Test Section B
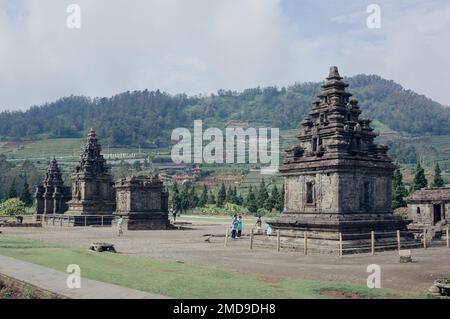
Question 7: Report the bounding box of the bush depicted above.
[200,203,250,216]
[0,198,27,217]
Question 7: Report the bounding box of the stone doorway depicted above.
[433,204,442,225]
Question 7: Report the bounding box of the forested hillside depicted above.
[0,74,448,147]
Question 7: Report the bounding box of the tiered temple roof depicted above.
[76,129,109,175]
[283,66,391,170]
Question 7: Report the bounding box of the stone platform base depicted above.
[115,212,172,231]
[268,212,420,255]
[126,219,172,231]
[38,214,114,227]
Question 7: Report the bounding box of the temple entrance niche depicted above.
[433,204,442,224]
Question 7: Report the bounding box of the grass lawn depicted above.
[0,235,419,299]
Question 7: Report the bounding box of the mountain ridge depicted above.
[0,74,448,147]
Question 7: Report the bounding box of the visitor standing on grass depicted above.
[231,214,238,240]
[170,207,177,222]
[117,215,124,237]
[237,216,243,238]
[266,224,273,237]
[256,215,262,234]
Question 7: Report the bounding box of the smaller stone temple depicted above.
[35,158,71,221]
[406,188,449,239]
[114,175,170,230]
[64,129,116,225]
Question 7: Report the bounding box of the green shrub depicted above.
[0,198,27,217]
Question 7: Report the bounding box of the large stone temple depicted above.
[35,158,71,221]
[64,129,116,225]
[270,66,415,254]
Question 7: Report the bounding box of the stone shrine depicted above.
[269,66,415,254]
[35,158,71,221]
[406,187,449,239]
[115,175,170,230]
[64,129,115,225]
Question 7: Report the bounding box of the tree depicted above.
[392,168,408,209]
[198,185,208,207]
[432,163,444,187]
[188,187,199,209]
[217,183,227,207]
[412,163,428,192]
[0,198,27,216]
[8,178,18,199]
[169,182,181,211]
[266,185,280,211]
[20,180,33,207]
[132,160,142,172]
[245,186,258,214]
[208,191,216,205]
[257,179,269,208]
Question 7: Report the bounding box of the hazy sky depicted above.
[0,0,449,110]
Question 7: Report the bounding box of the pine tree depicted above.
[257,179,269,208]
[412,163,428,192]
[392,168,408,209]
[226,186,233,203]
[217,183,227,207]
[8,178,18,199]
[245,186,258,214]
[20,180,33,207]
[266,185,279,211]
[180,186,190,212]
[188,187,199,209]
[208,191,216,205]
[198,185,208,207]
[170,182,181,211]
[432,163,444,187]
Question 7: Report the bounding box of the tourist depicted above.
[170,207,177,222]
[256,215,262,234]
[230,214,238,240]
[266,223,273,237]
[237,216,243,238]
[117,215,124,237]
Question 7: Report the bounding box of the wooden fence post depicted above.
[101,216,104,227]
[250,228,254,250]
[277,230,281,252]
[224,227,229,248]
[339,232,343,258]
[304,231,308,256]
[397,230,401,252]
[371,231,375,256]
[423,229,427,249]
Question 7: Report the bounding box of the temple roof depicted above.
[407,188,450,202]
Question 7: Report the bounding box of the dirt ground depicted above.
[2,223,450,295]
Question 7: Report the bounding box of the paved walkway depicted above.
[0,255,168,299]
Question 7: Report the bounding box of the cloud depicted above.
[0,0,449,110]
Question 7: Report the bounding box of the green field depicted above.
[0,236,418,299]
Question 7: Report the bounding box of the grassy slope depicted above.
[0,235,418,299]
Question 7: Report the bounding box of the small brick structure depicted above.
[114,175,170,230]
